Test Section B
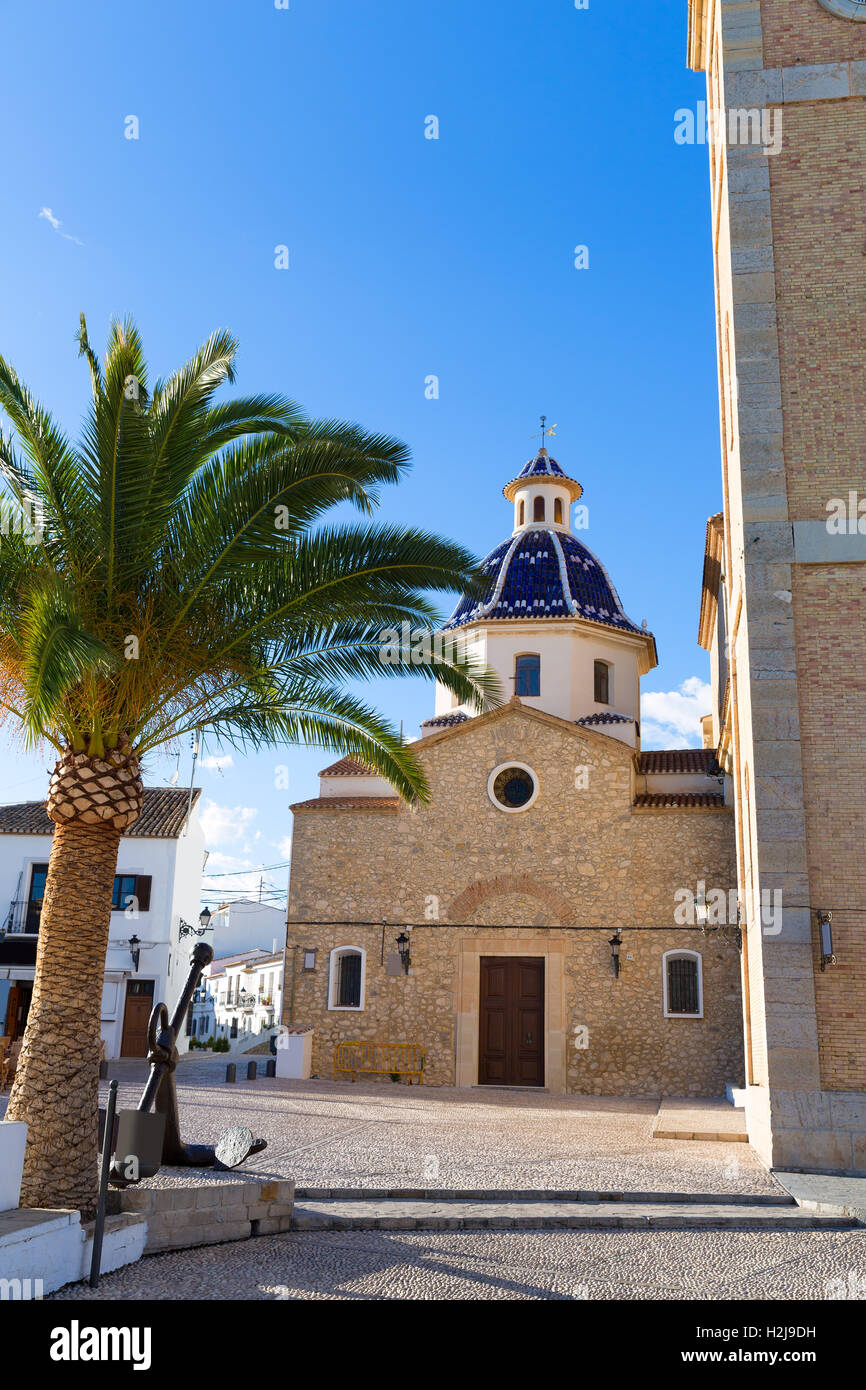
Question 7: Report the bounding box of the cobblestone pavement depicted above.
[96,1061,783,1196]
[50,1227,866,1301]
[29,1064,866,1301]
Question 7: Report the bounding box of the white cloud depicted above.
[199,798,258,845]
[38,206,83,246]
[641,676,711,750]
[202,851,264,901]
[200,754,234,773]
[276,836,292,859]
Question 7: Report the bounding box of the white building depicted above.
[0,788,207,1059]
[205,898,286,959]
[200,948,285,1052]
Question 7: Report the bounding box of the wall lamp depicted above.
[179,907,213,939]
[396,931,411,975]
[128,934,141,972]
[608,930,622,979]
[817,911,836,972]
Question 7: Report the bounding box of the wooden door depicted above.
[120,980,155,1057]
[5,986,21,1040]
[479,957,544,1086]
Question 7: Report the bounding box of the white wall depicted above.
[432,620,643,741]
[0,805,206,1059]
[208,900,286,959]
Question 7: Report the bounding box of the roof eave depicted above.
[503,476,583,503]
[698,513,725,651]
[687,0,710,73]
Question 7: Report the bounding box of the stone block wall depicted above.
[285,707,743,1098]
[112,1179,295,1253]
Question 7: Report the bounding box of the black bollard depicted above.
[225,1063,236,1084]
[265,1059,276,1078]
[90,1080,118,1288]
[246,1061,257,1081]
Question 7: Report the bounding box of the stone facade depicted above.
[688,0,866,1171]
[285,703,743,1097]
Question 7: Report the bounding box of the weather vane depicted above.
[533,415,557,449]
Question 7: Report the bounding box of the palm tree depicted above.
[0,316,497,1216]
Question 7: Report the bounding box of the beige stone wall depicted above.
[285,706,742,1096]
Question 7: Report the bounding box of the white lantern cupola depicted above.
[504,447,582,536]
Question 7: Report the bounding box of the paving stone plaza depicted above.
[35,1060,866,1301]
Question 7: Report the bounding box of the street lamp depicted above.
[128,935,141,972]
[199,907,212,932]
[608,930,622,979]
[396,931,411,975]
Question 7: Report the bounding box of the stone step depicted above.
[293,1186,796,1206]
[291,1199,857,1232]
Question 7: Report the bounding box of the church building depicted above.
[285,446,745,1096]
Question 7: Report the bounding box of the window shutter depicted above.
[135,877,152,912]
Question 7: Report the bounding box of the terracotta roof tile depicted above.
[291,796,401,813]
[637,749,717,775]
[317,757,375,777]
[0,787,202,839]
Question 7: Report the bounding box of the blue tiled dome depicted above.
[514,451,570,483]
[502,447,583,501]
[444,527,647,634]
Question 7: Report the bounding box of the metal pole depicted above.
[90,1078,118,1288]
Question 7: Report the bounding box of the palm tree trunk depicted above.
[6,740,141,1219]
[6,820,122,1218]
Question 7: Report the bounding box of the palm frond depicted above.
[17,579,115,742]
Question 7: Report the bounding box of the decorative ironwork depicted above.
[178,917,209,939]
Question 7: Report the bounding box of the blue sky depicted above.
[0,0,718,906]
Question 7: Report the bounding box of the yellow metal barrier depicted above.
[334,1042,425,1084]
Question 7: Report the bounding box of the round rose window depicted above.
[488,763,538,812]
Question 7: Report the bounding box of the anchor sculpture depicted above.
[109,941,267,1183]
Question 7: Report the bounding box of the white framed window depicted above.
[328,946,366,1010]
[487,761,539,813]
[593,659,612,706]
[663,950,703,1018]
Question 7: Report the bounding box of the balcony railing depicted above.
[2,900,41,936]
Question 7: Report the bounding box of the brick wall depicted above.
[760,0,866,68]
[768,100,866,519]
[793,566,866,1089]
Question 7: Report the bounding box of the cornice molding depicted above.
[687,0,710,73]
